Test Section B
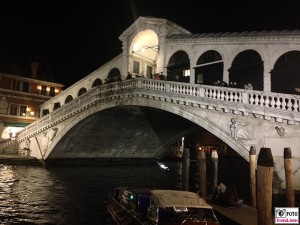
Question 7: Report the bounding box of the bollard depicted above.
[197,150,207,198]
[249,146,257,208]
[182,148,190,191]
[257,147,274,225]
[211,149,218,195]
[284,147,295,207]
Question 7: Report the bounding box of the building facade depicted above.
[0,73,63,141]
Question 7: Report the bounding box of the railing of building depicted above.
[8,78,300,143]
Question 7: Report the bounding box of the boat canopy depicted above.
[150,190,212,209]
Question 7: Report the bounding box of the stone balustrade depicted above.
[6,78,300,144]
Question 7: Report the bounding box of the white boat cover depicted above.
[150,190,212,209]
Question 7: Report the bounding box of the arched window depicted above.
[78,88,87,96]
[167,51,190,83]
[106,68,121,83]
[92,78,103,87]
[65,95,74,104]
[229,50,263,90]
[195,50,223,85]
[271,50,300,94]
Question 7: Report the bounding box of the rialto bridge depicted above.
[2,17,300,190]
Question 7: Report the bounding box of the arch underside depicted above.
[46,98,249,161]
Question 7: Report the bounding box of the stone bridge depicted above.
[13,78,300,189]
[1,16,300,190]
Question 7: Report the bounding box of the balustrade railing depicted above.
[12,78,300,143]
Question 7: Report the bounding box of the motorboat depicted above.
[105,187,220,225]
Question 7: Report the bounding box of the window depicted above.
[133,61,140,74]
[12,80,20,91]
[10,104,18,115]
[19,105,27,116]
[41,85,47,95]
[183,69,190,77]
[146,65,153,78]
[12,80,30,92]
[21,82,30,92]
[49,87,55,96]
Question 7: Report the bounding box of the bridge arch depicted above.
[106,68,121,83]
[130,29,159,77]
[166,50,190,82]
[65,95,74,104]
[92,78,103,88]
[44,97,248,160]
[194,50,223,85]
[78,87,87,97]
[228,49,263,90]
[271,50,300,94]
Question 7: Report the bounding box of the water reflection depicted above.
[0,161,182,224]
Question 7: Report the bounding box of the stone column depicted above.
[263,62,272,92]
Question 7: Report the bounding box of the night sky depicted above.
[1,0,300,88]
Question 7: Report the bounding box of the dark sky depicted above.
[1,0,300,88]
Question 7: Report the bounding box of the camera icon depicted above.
[276,209,286,218]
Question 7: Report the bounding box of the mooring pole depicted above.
[182,148,190,191]
[284,147,295,207]
[197,149,207,198]
[257,147,274,225]
[211,149,218,195]
[249,146,257,208]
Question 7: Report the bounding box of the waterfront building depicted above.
[0,68,63,142]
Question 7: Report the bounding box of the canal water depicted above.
[0,158,250,225]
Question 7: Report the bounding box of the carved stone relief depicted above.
[230,118,250,140]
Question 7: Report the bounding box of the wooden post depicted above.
[257,147,274,225]
[211,149,218,194]
[197,150,207,198]
[249,146,257,208]
[182,148,190,191]
[284,147,295,207]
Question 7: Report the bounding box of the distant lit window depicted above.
[183,70,190,77]
[19,105,27,116]
[10,104,18,115]
[133,61,140,74]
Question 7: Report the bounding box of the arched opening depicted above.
[229,50,263,90]
[92,78,103,88]
[271,50,300,94]
[195,50,223,85]
[78,88,87,97]
[167,51,190,83]
[130,29,159,78]
[53,102,61,111]
[65,95,74,104]
[106,68,121,84]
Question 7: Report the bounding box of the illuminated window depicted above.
[183,70,190,77]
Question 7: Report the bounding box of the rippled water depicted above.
[0,161,183,224]
[0,159,250,225]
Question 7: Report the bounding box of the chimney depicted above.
[31,61,39,79]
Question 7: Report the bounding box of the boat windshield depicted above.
[158,207,218,223]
